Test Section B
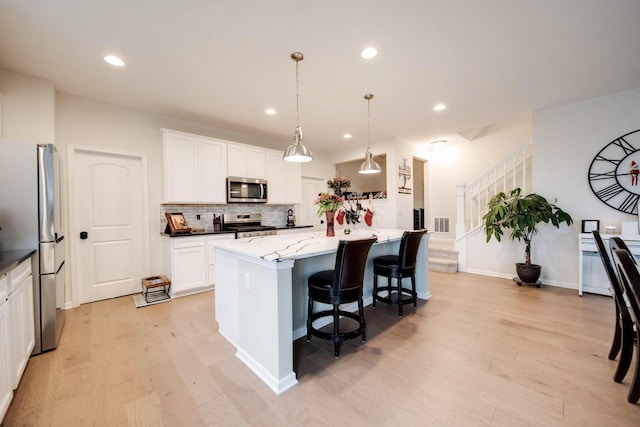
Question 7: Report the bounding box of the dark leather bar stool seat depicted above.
[372,229,427,317]
[307,237,377,358]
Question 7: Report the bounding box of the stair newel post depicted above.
[456,184,467,238]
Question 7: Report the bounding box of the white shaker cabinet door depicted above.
[8,273,34,390]
[0,276,12,422]
[266,150,301,205]
[198,139,227,203]
[163,130,227,204]
[228,144,266,179]
[163,131,199,203]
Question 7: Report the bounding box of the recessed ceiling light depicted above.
[430,139,448,148]
[343,133,352,139]
[361,47,378,59]
[265,108,276,115]
[433,103,447,111]
[104,55,125,67]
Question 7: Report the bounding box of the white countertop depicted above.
[214,228,419,262]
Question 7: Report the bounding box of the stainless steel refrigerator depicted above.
[0,139,66,354]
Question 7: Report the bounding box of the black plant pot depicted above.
[515,263,541,284]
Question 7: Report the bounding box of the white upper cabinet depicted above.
[227,144,266,179]
[265,149,301,205]
[162,129,227,203]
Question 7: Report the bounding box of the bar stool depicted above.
[306,237,377,358]
[372,230,427,317]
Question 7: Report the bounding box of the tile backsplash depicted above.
[160,204,295,232]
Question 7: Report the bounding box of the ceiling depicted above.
[2,0,640,153]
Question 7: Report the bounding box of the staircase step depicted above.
[428,257,458,273]
[429,248,459,262]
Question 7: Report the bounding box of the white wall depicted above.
[0,68,55,142]
[55,93,333,306]
[424,116,532,239]
[464,88,640,289]
[532,87,640,286]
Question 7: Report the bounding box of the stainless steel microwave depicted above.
[227,177,268,203]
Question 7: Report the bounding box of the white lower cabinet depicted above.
[207,234,235,285]
[0,275,12,422]
[163,234,235,297]
[7,259,35,390]
[1,256,35,423]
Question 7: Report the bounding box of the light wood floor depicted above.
[3,272,640,426]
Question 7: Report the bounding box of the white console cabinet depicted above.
[162,129,228,204]
[578,232,640,296]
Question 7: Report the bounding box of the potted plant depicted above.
[482,188,573,284]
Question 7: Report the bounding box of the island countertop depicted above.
[212,228,410,262]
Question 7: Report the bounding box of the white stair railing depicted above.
[456,143,532,238]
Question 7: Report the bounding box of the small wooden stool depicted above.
[141,275,171,303]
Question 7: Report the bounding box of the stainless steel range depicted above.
[223,213,277,238]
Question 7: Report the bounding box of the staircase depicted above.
[428,238,459,273]
[454,143,533,272]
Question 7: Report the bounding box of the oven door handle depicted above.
[260,184,265,200]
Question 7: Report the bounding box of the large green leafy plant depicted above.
[482,188,573,266]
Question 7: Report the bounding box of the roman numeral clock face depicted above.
[589,129,640,214]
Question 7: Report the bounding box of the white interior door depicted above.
[300,177,325,227]
[71,148,148,304]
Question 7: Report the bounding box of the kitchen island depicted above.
[214,228,430,395]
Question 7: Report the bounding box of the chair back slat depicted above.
[334,237,377,291]
[612,248,640,325]
[592,232,630,318]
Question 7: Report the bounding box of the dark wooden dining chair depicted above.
[306,237,377,358]
[611,247,640,403]
[372,229,427,317]
[591,231,635,382]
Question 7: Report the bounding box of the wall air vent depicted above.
[434,217,450,233]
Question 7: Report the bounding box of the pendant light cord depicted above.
[296,59,300,126]
[367,96,371,150]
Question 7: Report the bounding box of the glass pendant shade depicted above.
[359,147,381,174]
[283,52,313,163]
[283,125,312,162]
[359,93,382,174]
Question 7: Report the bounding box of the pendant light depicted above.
[283,52,313,163]
[359,93,382,174]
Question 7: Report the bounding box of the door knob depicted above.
[80,231,88,239]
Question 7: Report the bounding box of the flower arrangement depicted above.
[315,192,344,216]
[327,176,351,196]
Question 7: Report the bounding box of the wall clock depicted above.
[588,129,640,214]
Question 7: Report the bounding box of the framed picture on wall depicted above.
[165,212,191,235]
[581,219,599,234]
